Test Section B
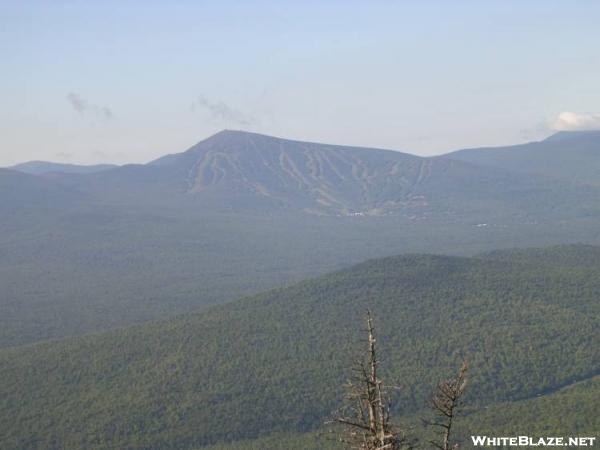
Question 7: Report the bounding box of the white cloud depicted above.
[190,95,255,126]
[551,111,600,131]
[66,93,114,121]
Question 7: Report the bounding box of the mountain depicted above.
[6,129,600,220]
[1,245,598,449]
[0,168,82,213]
[67,129,600,221]
[147,129,433,214]
[4,130,600,349]
[446,130,600,186]
[140,129,600,217]
[9,161,117,175]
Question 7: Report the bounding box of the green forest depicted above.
[1,244,598,449]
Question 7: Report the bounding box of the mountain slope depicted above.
[203,374,600,450]
[149,130,431,214]
[1,245,599,449]
[63,129,600,223]
[144,130,600,217]
[455,374,600,441]
[9,161,117,175]
[0,168,83,213]
[446,130,600,186]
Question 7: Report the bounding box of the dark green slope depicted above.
[201,431,341,450]
[202,374,600,450]
[456,374,600,440]
[1,245,599,449]
[446,130,600,186]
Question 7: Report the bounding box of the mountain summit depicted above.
[447,130,600,185]
[145,130,538,216]
[149,130,432,214]
[543,130,600,142]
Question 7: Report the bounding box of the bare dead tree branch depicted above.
[424,360,469,450]
[330,311,414,450]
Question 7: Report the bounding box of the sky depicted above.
[1,0,600,166]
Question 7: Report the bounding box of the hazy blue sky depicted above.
[2,1,600,165]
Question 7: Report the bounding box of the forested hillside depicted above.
[202,374,600,450]
[1,245,598,449]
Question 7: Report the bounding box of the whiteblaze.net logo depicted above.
[471,436,597,447]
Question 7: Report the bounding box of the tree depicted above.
[332,311,413,449]
[424,360,469,450]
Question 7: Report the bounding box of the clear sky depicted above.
[2,0,600,166]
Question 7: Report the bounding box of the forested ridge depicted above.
[0,244,598,449]
[202,374,600,449]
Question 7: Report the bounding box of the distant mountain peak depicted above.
[9,161,117,175]
[213,128,263,137]
[544,130,600,142]
[144,129,600,217]
[149,130,442,215]
[447,129,600,187]
[197,129,329,149]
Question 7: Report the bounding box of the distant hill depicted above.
[9,160,117,175]
[446,130,600,186]
[143,130,600,217]
[64,130,600,221]
[1,245,598,449]
[0,168,82,212]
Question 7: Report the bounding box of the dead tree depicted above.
[332,311,412,450]
[424,360,469,450]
